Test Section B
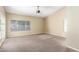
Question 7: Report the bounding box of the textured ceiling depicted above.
[5,6,63,17]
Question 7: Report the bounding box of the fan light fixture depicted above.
[36,6,40,14]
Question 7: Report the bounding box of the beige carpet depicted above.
[0,34,78,52]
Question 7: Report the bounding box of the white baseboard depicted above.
[0,39,6,48]
[66,45,79,52]
[46,33,65,38]
[7,33,45,38]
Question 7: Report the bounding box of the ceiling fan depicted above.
[36,6,41,14]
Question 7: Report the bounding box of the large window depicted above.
[11,20,30,31]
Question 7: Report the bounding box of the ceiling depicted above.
[5,6,64,18]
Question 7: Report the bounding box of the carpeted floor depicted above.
[0,34,78,52]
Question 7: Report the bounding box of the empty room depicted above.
[0,6,79,52]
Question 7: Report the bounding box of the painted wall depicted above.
[66,7,79,50]
[45,8,66,37]
[6,13,44,37]
[0,6,6,46]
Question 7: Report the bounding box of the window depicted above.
[11,20,30,31]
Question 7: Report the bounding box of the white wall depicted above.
[45,8,66,37]
[6,13,44,37]
[66,7,79,50]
